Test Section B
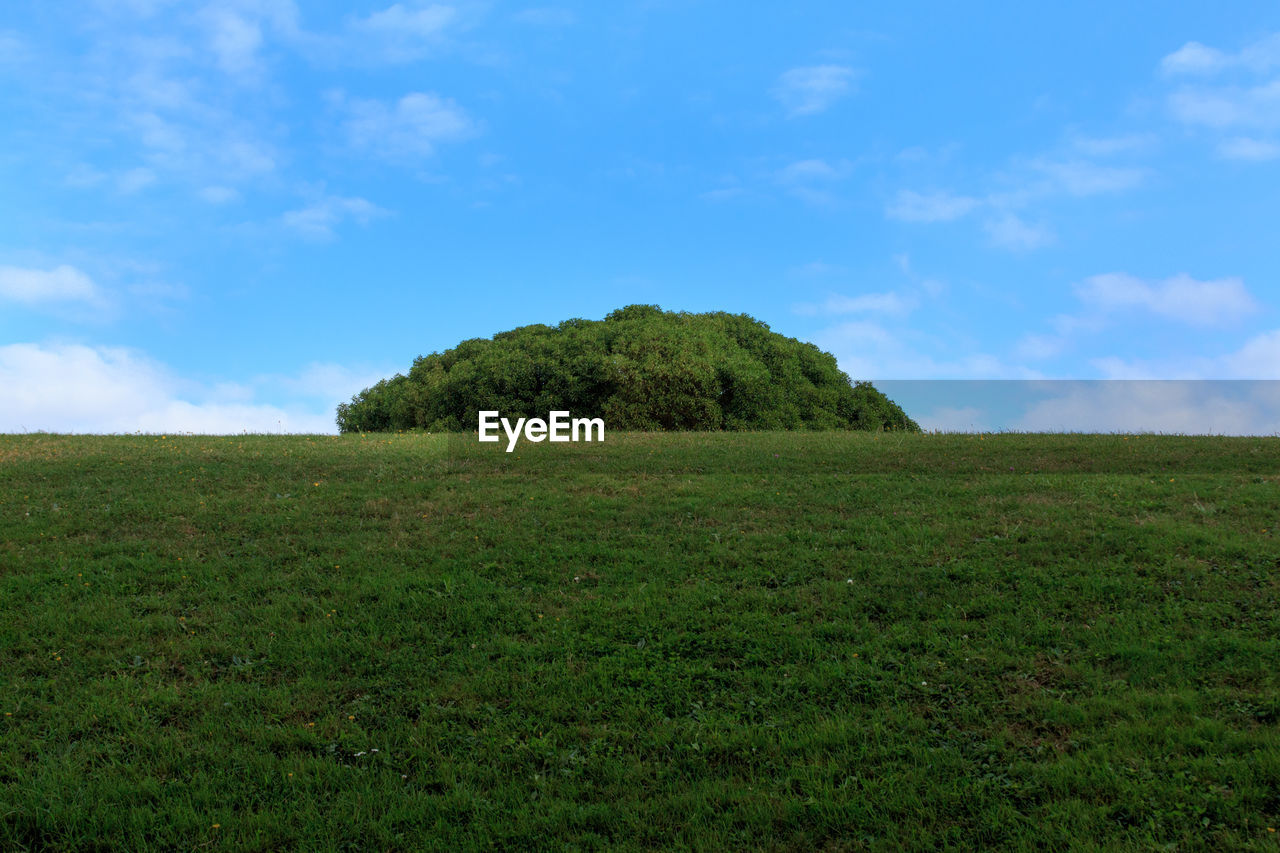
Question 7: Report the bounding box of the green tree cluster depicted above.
[336,305,920,433]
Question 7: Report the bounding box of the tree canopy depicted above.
[336,305,920,433]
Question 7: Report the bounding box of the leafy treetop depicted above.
[336,305,920,433]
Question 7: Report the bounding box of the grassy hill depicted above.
[1,432,1278,850]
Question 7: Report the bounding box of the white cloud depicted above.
[1161,41,1229,75]
[340,91,476,161]
[1013,381,1280,435]
[777,158,853,183]
[117,167,157,194]
[815,320,1039,380]
[772,65,858,117]
[1088,328,1280,380]
[349,3,457,62]
[1088,357,1160,380]
[122,98,277,185]
[240,0,303,36]
[127,280,190,311]
[41,23,284,197]
[512,8,575,26]
[266,362,394,404]
[983,213,1054,251]
[891,252,947,297]
[1074,272,1257,327]
[93,0,181,16]
[355,3,455,36]
[1218,136,1280,161]
[132,111,188,154]
[282,195,388,240]
[0,344,379,434]
[788,261,846,277]
[0,29,26,63]
[885,189,980,222]
[775,158,854,204]
[1050,313,1106,337]
[1015,334,1064,360]
[1162,34,1280,134]
[1169,79,1280,129]
[1032,159,1146,196]
[1161,32,1280,76]
[201,6,264,75]
[698,186,746,203]
[65,164,107,188]
[1161,36,1280,161]
[1221,329,1280,378]
[0,265,103,306]
[65,165,158,194]
[198,185,240,203]
[887,150,1146,245]
[1238,32,1280,72]
[0,344,169,432]
[1070,133,1156,156]
[794,291,917,317]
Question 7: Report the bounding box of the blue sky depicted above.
[2,1,1279,433]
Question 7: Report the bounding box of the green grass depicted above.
[1,431,1278,851]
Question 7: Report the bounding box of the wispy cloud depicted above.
[1014,334,1064,361]
[1069,133,1156,156]
[1168,79,1280,129]
[117,167,158,194]
[698,186,747,203]
[1017,272,1260,368]
[794,291,917,317]
[55,31,286,193]
[1031,159,1146,196]
[886,146,1146,251]
[348,3,458,62]
[1223,329,1280,377]
[0,29,26,63]
[198,185,240,204]
[267,362,392,402]
[0,265,104,306]
[200,5,265,76]
[1217,136,1280,161]
[1161,32,1280,76]
[1088,327,1280,380]
[777,158,853,183]
[282,195,388,240]
[775,158,854,204]
[24,1,480,206]
[772,65,858,117]
[0,343,353,434]
[1161,41,1232,76]
[65,164,158,194]
[1014,381,1280,434]
[1074,272,1257,327]
[788,261,846,278]
[815,320,1038,380]
[512,8,576,27]
[1161,32,1280,156]
[983,213,1054,251]
[885,189,979,223]
[338,91,477,161]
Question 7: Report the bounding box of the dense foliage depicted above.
[336,305,919,433]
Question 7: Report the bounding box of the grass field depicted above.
[1,431,1278,851]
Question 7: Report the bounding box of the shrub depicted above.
[336,306,919,433]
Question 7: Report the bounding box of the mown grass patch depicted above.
[1,432,1278,850]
